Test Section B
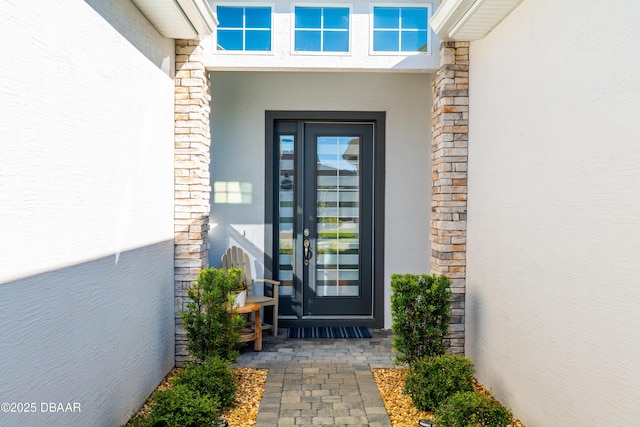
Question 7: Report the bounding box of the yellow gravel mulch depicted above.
[372,368,433,427]
[220,368,268,426]
[372,368,525,427]
[125,367,267,426]
[130,365,525,427]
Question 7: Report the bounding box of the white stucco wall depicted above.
[466,0,640,425]
[209,71,432,328]
[0,1,175,426]
[203,0,441,72]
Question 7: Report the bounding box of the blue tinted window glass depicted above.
[217,7,243,28]
[295,7,321,28]
[373,30,399,51]
[218,30,243,50]
[324,8,349,29]
[401,30,427,51]
[246,7,271,28]
[401,8,427,30]
[246,30,271,51]
[323,31,349,52]
[295,30,321,51]
[373,8,399,29]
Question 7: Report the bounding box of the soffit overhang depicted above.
[132,0,217,40]
[431,0,523,41]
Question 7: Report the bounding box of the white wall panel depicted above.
[0,1,175,425]
[467,0,640,425]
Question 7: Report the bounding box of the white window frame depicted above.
[291,3,353,56]
[214,2,275,55]
[369,3,431,56]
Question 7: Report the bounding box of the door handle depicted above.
[303,239,312,266]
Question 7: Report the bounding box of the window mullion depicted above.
[398,12,402,52]
[320,8,325,52]
[241,7,246,50]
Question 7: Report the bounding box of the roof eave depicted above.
[431,0,523,41]
[132,0,217,40]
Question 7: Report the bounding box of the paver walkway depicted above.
[235,329,396,427]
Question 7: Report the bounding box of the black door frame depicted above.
[265,111,385,328]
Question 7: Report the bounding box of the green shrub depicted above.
[404,354,474,411]
[434,391,513,427]
[122,411,151,427]
[181,267,245,362]
[390,273,452,364]
[145,384,219,427]
[173,356,237,411]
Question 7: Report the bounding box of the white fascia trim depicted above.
[133,0,217,39]
[430,0,522,41]
[430,0,476,41]
[177,0,218,38]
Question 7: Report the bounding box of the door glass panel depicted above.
[278,135,295,296]
[315,136,360,297]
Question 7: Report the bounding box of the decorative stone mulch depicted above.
[372,368,525,427]
[372,368,433,427]
[129,366,524,427]
[220,368,268,426]
[125,367,267,426]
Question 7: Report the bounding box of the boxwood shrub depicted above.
[434,391,513,427]
[143,384,220,427]
[404,354,474,411]
[173,356,237,411]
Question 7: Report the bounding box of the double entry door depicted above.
[268,114,383,326]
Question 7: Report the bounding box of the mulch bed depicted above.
[125,367,268,426]
[372,368,525,427]
[220,368,268,426]
[129,367,523,426]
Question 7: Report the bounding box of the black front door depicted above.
[266,112,385,327]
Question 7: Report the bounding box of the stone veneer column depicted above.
[174,39,211,366]
[431,41,469,355]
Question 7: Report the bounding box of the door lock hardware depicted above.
[303,239,312,266]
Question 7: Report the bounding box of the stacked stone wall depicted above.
[431,41,469,355]
[174,39,211,366]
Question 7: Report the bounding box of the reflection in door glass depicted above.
[316,136,360,297]
[278,135,295,296]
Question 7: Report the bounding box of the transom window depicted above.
[216,6,272,51]
[293,6,350,53]
[372,5,429,53]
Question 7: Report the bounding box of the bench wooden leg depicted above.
[254,308,262,351]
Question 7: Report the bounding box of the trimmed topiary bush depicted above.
[173,356,237,411]
[144,384,220,427]
[404,354,474,411]
[434,391,513,427]
[390,273,452,365]
[181,267,245,362]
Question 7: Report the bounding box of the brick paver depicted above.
[235,330,395,427]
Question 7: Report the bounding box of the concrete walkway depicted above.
[235,329,396,427]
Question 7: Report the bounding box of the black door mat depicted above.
[286,326,372,339]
